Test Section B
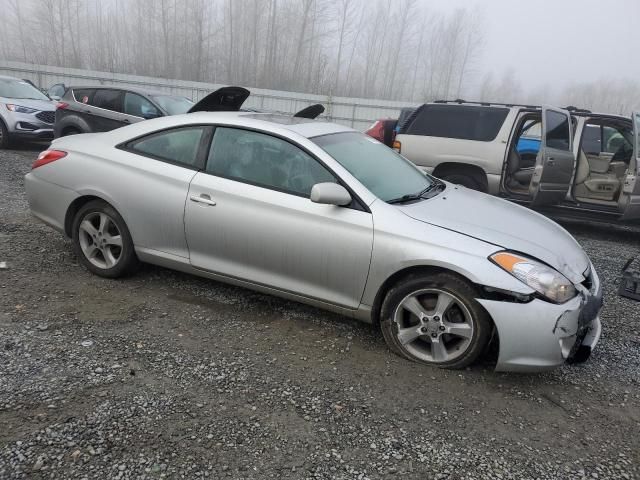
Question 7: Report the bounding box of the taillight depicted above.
[392,140,401,153]
[365,120,385,143]
[56,102,69,110]
[32,150,67,169]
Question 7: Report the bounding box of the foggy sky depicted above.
[428,0,640,92]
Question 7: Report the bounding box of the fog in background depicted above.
[1,0,639,113]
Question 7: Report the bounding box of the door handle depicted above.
[190,194,216,206]
[547,158,555,166]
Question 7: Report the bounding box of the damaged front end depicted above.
[476,266,603,372]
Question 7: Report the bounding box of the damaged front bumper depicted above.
[477,270,603,372]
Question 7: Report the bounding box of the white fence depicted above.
[0,60,416,131]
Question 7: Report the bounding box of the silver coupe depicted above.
[25,88,603,372]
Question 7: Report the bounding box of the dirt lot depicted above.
[0,144,639,480]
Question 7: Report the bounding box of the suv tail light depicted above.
[56,102,69,110]
[392,140,401,153]
[365,120,386,143]
[32,150,67,169]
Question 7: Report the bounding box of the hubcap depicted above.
[393,288,474,364]
[78,212,123,269]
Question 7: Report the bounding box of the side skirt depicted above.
[135,247,374,323]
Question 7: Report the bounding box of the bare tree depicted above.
[0,0,493,105]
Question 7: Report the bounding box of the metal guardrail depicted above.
[0,60,416,130]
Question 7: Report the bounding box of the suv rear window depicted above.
[403,105,509,142]
[90,89,123,112]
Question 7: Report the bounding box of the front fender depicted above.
[361,203,535,309]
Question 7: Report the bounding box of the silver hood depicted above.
[398,185,589,283]
[0,97,56,111]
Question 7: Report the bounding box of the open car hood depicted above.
[294,104,325,119]
[188,86,250,113]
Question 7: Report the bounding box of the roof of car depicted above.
[196,111,354,138]
[68,85,176,97]
[425,100,632,120]
[0,74,24,81]
[99,110,354,144]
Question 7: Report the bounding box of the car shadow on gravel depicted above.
[133,263,572,386]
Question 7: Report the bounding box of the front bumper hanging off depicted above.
[477,272,603,372]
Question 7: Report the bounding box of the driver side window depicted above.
[124,92,161,119]
[206,127,336,197]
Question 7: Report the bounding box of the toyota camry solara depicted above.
[25,111,603,372]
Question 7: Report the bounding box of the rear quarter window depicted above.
[404,105,509,142]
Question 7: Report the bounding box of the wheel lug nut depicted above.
[439,326,445,331]
[431,333,437,338]
[421,327,428,333]
[433,316,440,322]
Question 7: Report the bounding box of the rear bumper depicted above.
[477,271,603,372]
[25,173,78,235]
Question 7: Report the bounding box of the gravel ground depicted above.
[0,144,639,480]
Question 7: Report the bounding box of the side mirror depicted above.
[310,183,352,206]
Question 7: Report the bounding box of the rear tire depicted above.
[72,200,139,278]
[380,273,491,369]
[62,127,82,137]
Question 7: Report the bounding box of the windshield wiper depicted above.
[387,180,446,204]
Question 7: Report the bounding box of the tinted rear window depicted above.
[91,89,123,112]
[404,105,509,141]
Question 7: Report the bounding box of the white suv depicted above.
[392,101,640,223]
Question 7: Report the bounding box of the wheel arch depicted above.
[432,162,489,192]
[370,264,501,364]
[56,115,91,137]
[371,264,482,325]
[64,195,110,237]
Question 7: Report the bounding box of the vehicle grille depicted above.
[35,111,55,124]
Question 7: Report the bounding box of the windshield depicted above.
[312,132,434,202]
[0,78,49,100]
[151,95,194,115]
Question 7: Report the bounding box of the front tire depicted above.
[72,200,139,278]
[380,273,491,369]
[440,173,483,191]
[0,120,11,149]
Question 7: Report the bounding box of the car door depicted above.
[529,106,575,206]
[122,91,163,125]
[86,89,127,132]
[618,112,640,220]
[184,126,374,310]
[117,125,211,258]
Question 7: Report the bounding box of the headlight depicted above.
[490,251,577,303]
[6,104,38,114]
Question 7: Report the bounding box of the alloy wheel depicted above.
[393,288,474,364]
[77,212,123,269]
